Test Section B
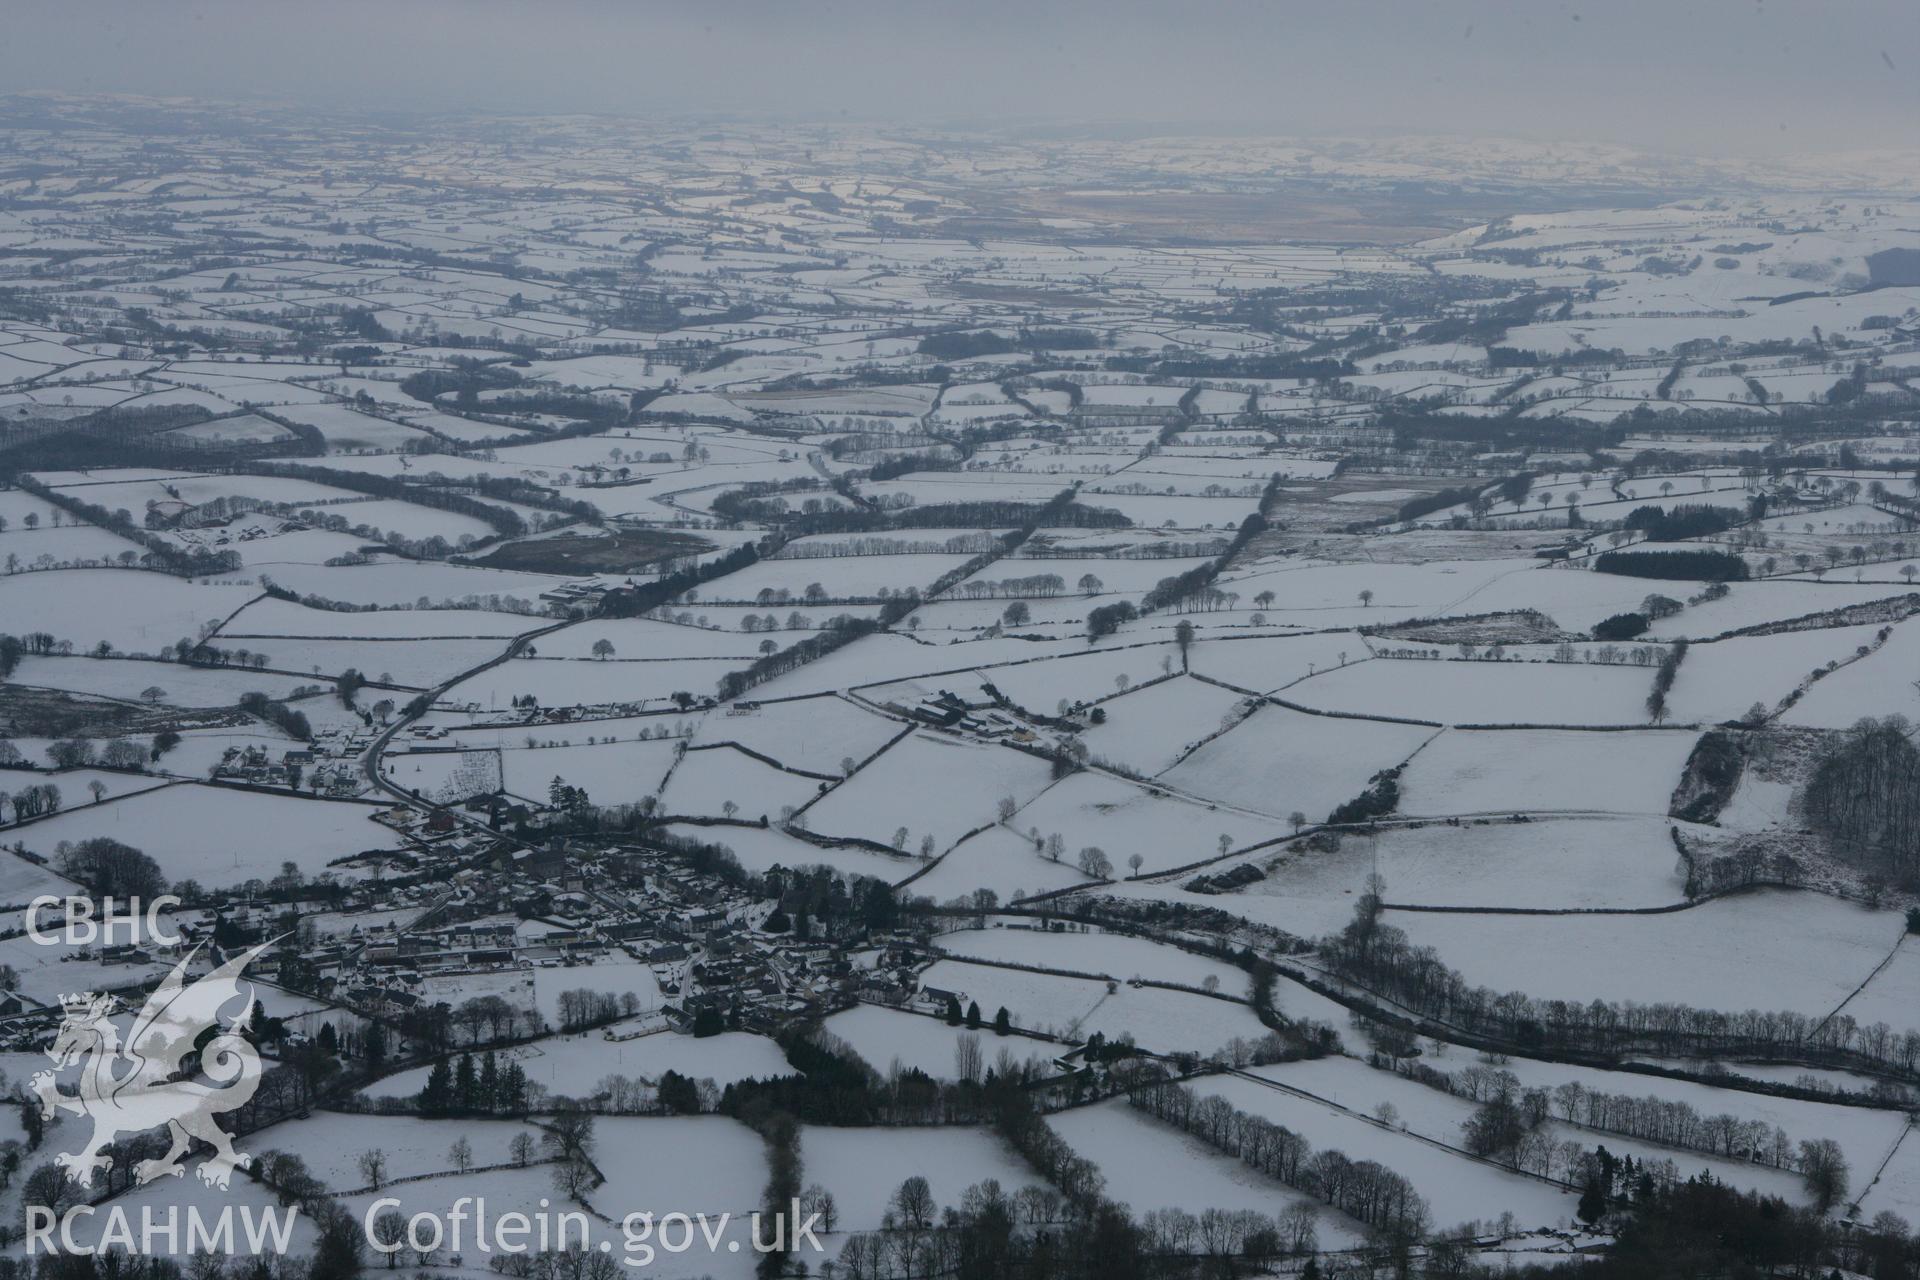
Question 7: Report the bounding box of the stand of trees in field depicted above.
[1622,502,1738,542]
[916,327,1104,360]
[1477,1173,1920,1280]
[1594,548,1750,581]
[1799,715,1920,884]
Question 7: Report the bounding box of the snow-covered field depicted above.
[1078,675,1251,775]
[1287,658,1657,726]
[821,1003,1062,1080]
[1248,815,1689,910]
[1397,727,1699,815]
[1188,632,1374,693]
[935,923,1249,993]
[496,737,681,805]
[8,654,323,705]
[909,825,1100,902]
[1008,768,1277,874]
[913,957,1264,1054]
[365,1031,794,1101]
[1831,934,1920,1035]
[1385,891,1904,1015]
[1160,702,1436,822]
[0,569,260,654]
[1779,615,1920,728]
[805,732,1055,853]
[9,784,401,885]
[660,744,825,818]
[1667,624,1890,723]
[803,1125,1045,1230]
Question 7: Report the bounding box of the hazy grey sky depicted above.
[4,0,1916,155]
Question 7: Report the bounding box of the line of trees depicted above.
[773,532,997,558]
[1320,890,1920,1077]
[43,735,148,770]
[1139,486,1275,615]
[55,836,166,898]
[957,572,1067,600]
[1478,1067,1812,1172]
[779,496,1131,539]
[715,615,878,701]
[553,987,641,1033]
[415,1048,533,1117]
[1128,1079,1428,1239]
[0,781,62,821]
[1394,481,1496,525]
[1646,637,1687,723]
[1419,1057,1849,1205]
[717,1025,1060,1128]
[598,538,769,618]
[239,690,314,740]
[257,461,530,542]
[561,1068,718,1116]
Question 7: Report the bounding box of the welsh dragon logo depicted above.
[31,942,271,1190]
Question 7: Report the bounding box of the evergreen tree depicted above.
[1578,1178,1607,1226]
[480,1051,501,1113]
[418,1058,454,1116]
[658,1070,700,1115]
[364,1020,387,1064]
[501,1060,529,1114]
[455,1053,478,1113]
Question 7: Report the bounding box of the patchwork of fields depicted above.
[3,94,1920,1278]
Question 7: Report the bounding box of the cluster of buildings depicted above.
[898,688,1038,741]
[211,741,362,795]
[535,579,611,610]
[229,830,941,1048]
